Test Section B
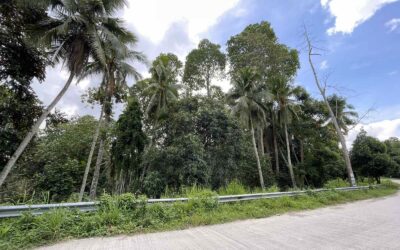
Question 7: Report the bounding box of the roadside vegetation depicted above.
[1,1,400,249]
[0,180,398,250]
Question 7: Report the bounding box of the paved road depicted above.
[39,181,400,250]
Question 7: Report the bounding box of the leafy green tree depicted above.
[351,130,391,183]
[0,0,131,187]
[0,0,47,172]
[227,68,268,190]
[145,53,182,119]
[19,116,98,201]
[384,138,400,177]
[227,21,299,80]
[111,97,147,194]
[183,39,226,97]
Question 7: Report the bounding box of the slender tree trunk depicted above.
[284,122,297,188]
[89,71,114,199]
[300,139,304,164]
[78,107,103,202]
[290,136,300,164]
[0,72,75,188]
[273,124,280,175]
[89,139,104,200]
[265,128,271,156]
[259,128,265,156]
[305,31,356,187]
[250,119,265,190]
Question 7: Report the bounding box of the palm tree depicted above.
[270,77,301,188]
[145,55,181,119]
[0,0,130,188]
[228,68,269,190]
[323,94,358,135]
[78,41,146,200]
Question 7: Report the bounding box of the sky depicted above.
[32,0,400,145]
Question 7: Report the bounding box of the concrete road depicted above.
[39,181,400,250]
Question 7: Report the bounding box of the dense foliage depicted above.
[0,1,398,203]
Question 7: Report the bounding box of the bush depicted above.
[323,178,349,189]
[187,188,218,210]
[218,180,247,195]
[99,193,147,212]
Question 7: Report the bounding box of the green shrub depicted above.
[187,189,218,210]
[323,178,349,189]
[218,180,247,195]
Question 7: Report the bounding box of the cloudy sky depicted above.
[32,0,400,145]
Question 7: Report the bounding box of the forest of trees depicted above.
[1,0,399,203]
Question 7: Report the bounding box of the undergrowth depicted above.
[0,181,398,250]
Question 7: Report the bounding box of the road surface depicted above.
[39,181,400,250]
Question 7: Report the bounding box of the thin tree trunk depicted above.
[284,122,297,188]
[89,70,115,199]
[89,139,104,200]
[273,124,280,175]
[78,107,103,202]
[300,139,304,164]
[305,31,356,187]
[0,72,75,188]
[259,128,265,156]
[290,136,300,164]
[206,73,211,98]
[251,119,265,190]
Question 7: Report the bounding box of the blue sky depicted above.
[34,0,400,143]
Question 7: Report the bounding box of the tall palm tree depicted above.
[270,77,301,188]
[145,55,181,119]
[78,41,146,200]
[0,0,129,188]
[228,68,269,190]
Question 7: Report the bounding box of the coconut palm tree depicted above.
[78,41,146,200]
[0,0,130,188]
[323,94,358,135]
[227,68,269,190]
[270,77,301,188]
[145,55,181,119]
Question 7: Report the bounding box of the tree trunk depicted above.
[305,32,356,187]
[89,68,117,199]
[273,125,280,175]
[300,139,304,164]
[78,108,103,202]
[290,136,300,164]
[284,122,297,188]
[259,128,265,156]
[89,138,105,200]
[206,73,211,98]
[0,72,75,188]
[251,119,265,190]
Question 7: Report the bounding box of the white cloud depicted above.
[123,0,239,44]
[320,60,329,70]
[385,18,400,31]
[321,0,399,35]
[346,118,400,147]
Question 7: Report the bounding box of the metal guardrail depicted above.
[0,185,373,218]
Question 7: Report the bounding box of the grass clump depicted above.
[0,182,398,250]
